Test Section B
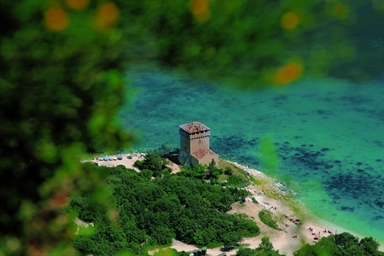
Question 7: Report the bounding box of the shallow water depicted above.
[119,68,384,242]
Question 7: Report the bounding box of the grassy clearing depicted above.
[219,159,268,187]
[218,160,250,188]
[249,176,262,185]
[205,241,223,248]
[237,203,246,208]
[219,160,248,179]
[258,210,282,231]
[219,160,312,234]
[146,243,172,252]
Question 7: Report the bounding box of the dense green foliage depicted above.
[142,0,384,85]
[258,210,282,231]
[134,151,171,177]
[70,163,260,255]
[236,236,285,256]
[226,175,251,188]
[224,166,233,175]
[294,232,384,256]
[0,0,135,254]
[178,160,249,189]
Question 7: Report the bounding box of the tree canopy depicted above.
[294,232,384,256]
[236,236,285,256]
[70,163,259,255]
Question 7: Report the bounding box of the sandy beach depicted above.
[90,153,181,174]
[90,153,144,171]
[223,188,339,255]
[219,161,370,255]
[88,154,381,255]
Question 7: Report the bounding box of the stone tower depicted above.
[178,121,218,167]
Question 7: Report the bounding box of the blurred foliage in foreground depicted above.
[0,0,382,255]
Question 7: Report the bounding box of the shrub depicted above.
[139,169,153,180]
[224,167,233,175]
[227,175,250,188]
[251,197,259,204]
[258,210,281,230]
[134,160,144,169]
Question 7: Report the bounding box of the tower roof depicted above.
[179,122,210,133]
[191,149,216,159]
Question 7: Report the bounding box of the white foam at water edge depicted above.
[225,160,296,197]
[225,160,383,247]
[225,160,267,178]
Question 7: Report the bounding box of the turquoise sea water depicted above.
[119,68,384,242]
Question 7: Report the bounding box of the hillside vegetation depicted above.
[70,157,259,255]
[70,152,383,256]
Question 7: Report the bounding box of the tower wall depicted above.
[189,130,210,153]
[199,152,219,166]
[179,129,191,153]
[179,129,210,154]
[178,122,218,167]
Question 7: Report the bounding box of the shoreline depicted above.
[225,160,384,253]
[88,153,383,254]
